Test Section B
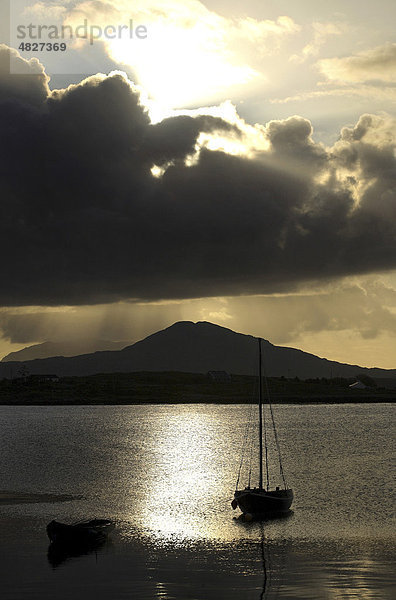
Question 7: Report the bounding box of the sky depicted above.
[0,0,396,368]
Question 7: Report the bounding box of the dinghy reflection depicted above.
[46,519,114,568]
[47,537,108,568]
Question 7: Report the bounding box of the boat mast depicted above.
[258,338,264,490]
[258,337,270,491]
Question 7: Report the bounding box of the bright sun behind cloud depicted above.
[60,0,298,109]
[108,25,257,109]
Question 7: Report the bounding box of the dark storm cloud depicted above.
[0,310,51,343]
[265,116,328,171]
[142,114,239,165]
[1,44,396,306]
[0,45,50,106]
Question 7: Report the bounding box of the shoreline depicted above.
[1,371,395,405]
[0,397,394,406]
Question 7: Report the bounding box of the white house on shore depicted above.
[349,380,367,390]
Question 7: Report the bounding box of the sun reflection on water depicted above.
[131,407,234,543]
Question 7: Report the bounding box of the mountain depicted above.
[1,340,128,362]
[1,321,395,379]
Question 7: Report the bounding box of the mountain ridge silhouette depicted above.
[1,320,395,379]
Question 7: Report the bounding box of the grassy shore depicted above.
[0,371,395,404]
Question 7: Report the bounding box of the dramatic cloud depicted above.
[318,43,396,83]
[0,44,50,105]
[1,45,396,308]
[14,0,299,106]
[224,280,396,344]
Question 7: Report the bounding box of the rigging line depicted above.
[235,391,255,490]
[247,392,255,488]
[247,381,256,488]
[269,400,287,487]
[263,403,270,490]
[235,412,250,489]
[262,352,288,488]
[248,410,254,488]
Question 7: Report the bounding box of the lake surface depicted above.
[0,403,394,599]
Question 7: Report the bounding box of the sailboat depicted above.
[232,338,293,517]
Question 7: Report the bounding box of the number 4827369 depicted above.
[18,42,67,52]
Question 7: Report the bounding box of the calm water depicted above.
[0,403,394,599]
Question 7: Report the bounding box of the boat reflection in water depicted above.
[47,537,108,569]
[234,513,293,600]
[46,519,114,568]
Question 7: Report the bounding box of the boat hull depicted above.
[46,519,113,545]
[234,488,293,516]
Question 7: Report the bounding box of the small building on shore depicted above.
[27,374,60,384]
[349,380,367,390]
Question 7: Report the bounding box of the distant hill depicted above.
[1,321,396,379]
[1,340,127,362]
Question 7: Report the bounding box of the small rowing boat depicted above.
[46,519,114,544]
